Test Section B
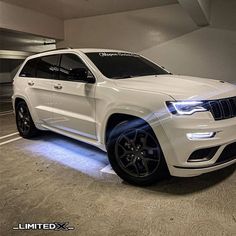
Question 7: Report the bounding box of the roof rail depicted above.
[34,47,73,55]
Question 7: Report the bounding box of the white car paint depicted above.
[12,48,236,177]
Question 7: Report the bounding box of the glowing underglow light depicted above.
[25,133,110,179]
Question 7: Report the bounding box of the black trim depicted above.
[216,142,236,163]
[188,146,220,162]
[174,157,236,169]
[19,52,96,84]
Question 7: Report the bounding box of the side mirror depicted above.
[161,66,172,75]
[69,68,95,83]
[86,70,96,83]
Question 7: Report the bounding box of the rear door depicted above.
[50,53,96,139]
[20,54,60,124]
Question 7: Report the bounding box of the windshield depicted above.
[85,52,170,79]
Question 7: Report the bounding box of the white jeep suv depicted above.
[12,48,236,185]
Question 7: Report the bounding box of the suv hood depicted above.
[115,75,236,100]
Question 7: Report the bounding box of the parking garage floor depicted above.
[0,84,236,236]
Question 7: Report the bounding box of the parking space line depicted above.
[0,137,22,146]
[0,132,19,140]
[0,110,13,114]
[100,164,116,175]
[0,111,13,116]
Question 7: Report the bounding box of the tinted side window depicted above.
[59,54,87,81]
[19,58,38,77]
[36,55,59,79]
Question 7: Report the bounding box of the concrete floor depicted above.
[0,84,236,236]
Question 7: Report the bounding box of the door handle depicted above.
[28,81,34,86]
[54,84,62,89]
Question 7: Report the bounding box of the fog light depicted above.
[187,132,216,140]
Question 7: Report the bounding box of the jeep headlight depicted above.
[167,101,208,115]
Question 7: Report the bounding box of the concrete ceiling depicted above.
[1,0,178,19]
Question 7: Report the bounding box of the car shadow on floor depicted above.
[145,164,236,195]
[32,131,235,195]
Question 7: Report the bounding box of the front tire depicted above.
[107,120,169,186]
[16,101,39,138]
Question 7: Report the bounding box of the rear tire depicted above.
[16,101,39,138]
[107,120,169,186]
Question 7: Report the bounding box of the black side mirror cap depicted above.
[86,71,96,83]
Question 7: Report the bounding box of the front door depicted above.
[50,53,96,139]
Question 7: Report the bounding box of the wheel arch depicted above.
[13,95,37,122]
[14,95,32,112]
[15,97,26,108]
[104,113,155,147]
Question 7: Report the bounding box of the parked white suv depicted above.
[12,48,236,185]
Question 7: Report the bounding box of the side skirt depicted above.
[41,124,107,152]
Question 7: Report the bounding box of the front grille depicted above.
[216,142,236,163]
[206,96,236,120]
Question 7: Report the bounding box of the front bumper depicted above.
[152,111,236,177]
[169,158,235,177]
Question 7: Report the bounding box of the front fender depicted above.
[95,83,174,145]
[98,105,162,145]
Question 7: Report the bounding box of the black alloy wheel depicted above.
[115,128,161,178]
[16,101,38,138]
[107,121,169,186]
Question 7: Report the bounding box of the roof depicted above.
[78,48,131,53]
[27,48,132,59]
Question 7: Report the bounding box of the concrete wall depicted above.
[58,0,236,83]
[0,1,64,40]
[0,32,56,53]
[210,0,236,32]
[140,27,236,83]
[198,0,211,21]
[58,4,198,52]
[141,0,236,83]
[0,73,11,83]
[0,59,22,83]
